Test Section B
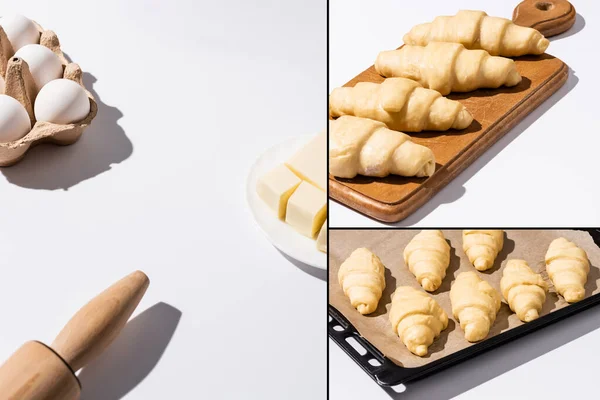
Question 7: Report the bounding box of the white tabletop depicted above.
[0,1,325,398]
[329,0,600,228]
[329,1,600,399]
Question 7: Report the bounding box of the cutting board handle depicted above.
[50,270,150,372]
[513,0,576,37]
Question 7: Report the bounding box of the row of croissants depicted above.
[337,230,590,357]
[329,10,550,180]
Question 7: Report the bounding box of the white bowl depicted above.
[247,135,326,270]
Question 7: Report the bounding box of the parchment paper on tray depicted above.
[328,230,600,368]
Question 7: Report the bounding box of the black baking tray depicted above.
[328,228,600,386]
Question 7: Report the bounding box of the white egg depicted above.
[35,79,90,124]
[0,95,31,142]
[0,14,40,51]
[14,44,63,92]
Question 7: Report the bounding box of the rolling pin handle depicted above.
[50,270,150,372]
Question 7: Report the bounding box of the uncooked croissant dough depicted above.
[545,237,590,303]
[450,271,501,342]
[338,247,386,315]
[389,286,448,356]
[329,78,473,132]
[403,230,450,292]
[403,10,549,57]
[463,230,504,271]
[329,115,435,179]
[375,42,522,96]
[500,259,548,322]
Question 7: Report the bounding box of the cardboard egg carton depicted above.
[0,21,97,166]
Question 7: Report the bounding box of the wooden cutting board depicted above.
[329,0,576,223]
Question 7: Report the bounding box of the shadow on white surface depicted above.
[380,302,600,400]
[78,302,181,399]
[549,13,585,41]
[2,72,133,190]
[393,70,580,226]
[278,249,327,281]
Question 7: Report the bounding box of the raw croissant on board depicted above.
[463,230,504,271]
[329,78,473,132]
[389,286,448,356]
[450,271,501,342]
[329,115,435,179]
[500,259,548,322]
[338,247,386,315]
[403,230,450,292]
[375,42,522,96]
[403,10,549,57]
[545,238,590,303]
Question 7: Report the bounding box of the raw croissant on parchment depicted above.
[450,271,501,342]
[338,247,386,315]
[500,259,548,322]
[545,238,590,303]
[389,286,448,356]
[375,42,522,96]
[329,115,435,179]
[403,230,450,292]
[463,230,504,271]
[403,10,549,57]
[329,78,473,132]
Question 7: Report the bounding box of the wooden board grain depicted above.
[329,53,568,222]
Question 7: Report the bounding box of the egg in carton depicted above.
[0,20,97,166]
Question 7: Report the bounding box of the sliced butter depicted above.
[286,181,327,238]
[286,131,327,191]
[257,164,301,220]
[317,220,327,253]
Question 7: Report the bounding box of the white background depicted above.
[0,1,326,399]
[329,0,600,227]
[329,1,600,399]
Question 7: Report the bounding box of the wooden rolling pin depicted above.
[0,270,150,399]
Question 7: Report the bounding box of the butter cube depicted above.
[317,220,327,253]
[286,181,327,238]
[257,164,302,220]
[286,131,326,191]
